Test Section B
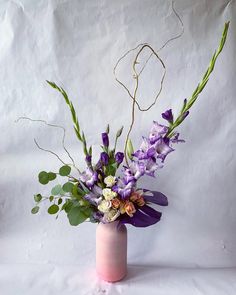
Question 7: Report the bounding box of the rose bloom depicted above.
[136,196,145,207]
[111,198,121,209]
[102,188,117,201]
[104,209,120,222]
[130,191,146,207]
[104,175,116,187]
[124,201,136,217]
[130,192,140,202]
[119,201,126,214]
[98,200,111,213]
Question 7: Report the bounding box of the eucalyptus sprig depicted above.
[166,22,230,137]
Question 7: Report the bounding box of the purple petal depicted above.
[102,132,109,147]
[143,190,168,206]
[119,207,162,227]
[162,109,173,123]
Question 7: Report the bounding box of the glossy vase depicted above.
[96,221,127,282]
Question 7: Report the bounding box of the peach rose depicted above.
[136,196,145,207]
[124,201,136,217]
[111,198,121,209]
[130,192,140,202]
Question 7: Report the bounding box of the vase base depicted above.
[97,271,127,283]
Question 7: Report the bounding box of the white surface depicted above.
[0,0,236,294]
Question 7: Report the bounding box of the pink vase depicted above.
[96,221,127,282]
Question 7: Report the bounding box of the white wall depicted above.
[0,0,235,268]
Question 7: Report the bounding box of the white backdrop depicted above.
[0,0,236,294]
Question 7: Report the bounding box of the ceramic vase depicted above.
[96,221,127,282]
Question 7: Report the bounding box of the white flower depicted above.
[98,200,111,213]
[102,188,117,201]
[104,209,120,222]
[104,175,116,187]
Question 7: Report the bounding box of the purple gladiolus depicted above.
[133,137,156,160]
[102,132,109,147]
[84,192,102,206]
[154,137,174,162]
[115,152,124,164]
[100,152,109,165]
[85,155,92,164]
[162,109,173,123]
[149,121,168,144]
[79,168,98,187]
[182,111,189,120]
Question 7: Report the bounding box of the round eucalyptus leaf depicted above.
[48,204,59,214]
[62,182,74,193]
[38,171,49,185]
[48,172,57,181]
[67,206,91,226]
[49,195,54,202]
[51,184,64,196]
[34,194,42,203]
[59,165,71,176]
[31,206,39,214]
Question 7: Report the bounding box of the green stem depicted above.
[167,21,230,137]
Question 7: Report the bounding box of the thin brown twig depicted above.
[16,116,81,172]
[34,138,67,166]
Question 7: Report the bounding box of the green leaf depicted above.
[48,172,57,181]
[62,182,74,193]
[48,204,59,214]
[34,194,42,203]
[58,198,63,205]
[127,138,134,160]
[38,171,49,185]
[31,206,39,214]
[67,206,91,226]
[49,195,54,202]
[51,184,64,196]
[59,165,71,176]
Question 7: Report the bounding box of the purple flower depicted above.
[144,158,161,177]
[149,121,168,144]
[115,152,124,165]
[79,168,98,187]
[113,179,134,199]
[85,155,92,165]
[162,109,173,123]
[124,161,145,183]
[92,211,103,222]
[133,137,156,160]
[102,132,109,147]
[100,152,109,166]
[154,137,174,162]
[84,192,102,206]
[182,111,189,121]
[171,132,185,144]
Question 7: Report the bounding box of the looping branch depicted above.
[114,1,184,165]
[16,116,80,172]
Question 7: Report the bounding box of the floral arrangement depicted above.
[30,21,229,228]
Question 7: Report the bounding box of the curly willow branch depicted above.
[113,1,184,165]
[113,0,184,112]
[16,116,80,172]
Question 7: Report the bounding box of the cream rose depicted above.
[98,200,111,213]
[104,175,116,187]
[104,209,120,222]
[102,188,117,201]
